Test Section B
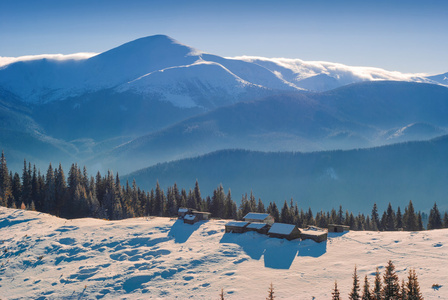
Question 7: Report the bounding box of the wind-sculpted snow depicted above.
[0,207,447,299]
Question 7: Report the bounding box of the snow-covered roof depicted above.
[178,208,189,213]
[184,214,197,221]
[268,223,297,235]
[243,213,271,221]
[226,221,249,228]
[301,229,326,237]
[246,223,269,229]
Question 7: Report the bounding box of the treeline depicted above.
[1,152,447,231]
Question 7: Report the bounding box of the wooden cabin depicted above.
[183,214,198,225]
[327,224,350,233]
[225,221,249,233]
[245,222,270,235]
[300,227,328,243]
[243,213,275,225]
[192,211,211,221]
[267,223,301,240]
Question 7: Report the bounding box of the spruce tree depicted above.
[280,200,291,224]
[396,206,403,230]
[361,275,371,300]
[385,203,396,231]
[332,281,341,300]
[443,212,448,228]
[0,151,12,207]
[349,265,360,300]
[400,279,407,300]
[372,267,382,300]
[371,203,379,230]
[406,269,423,300]
[382,260,400,299]
[266,282,275,300]
[404,200,418,231]
[257,198,265,213]
[427,202,442,230]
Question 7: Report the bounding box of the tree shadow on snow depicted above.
[168,219,205,243]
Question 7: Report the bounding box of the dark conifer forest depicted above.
[1,151,447,231]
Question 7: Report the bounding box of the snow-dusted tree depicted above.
[349,265,360,300]
[362,275,371,300]
[382,260,400,299]
[372,267,382,300]
[406,269,423,300]
[332,281,341,300]
[266,282,275,300]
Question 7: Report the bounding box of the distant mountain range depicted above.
[123,135,448,213]
[0,35,447,194]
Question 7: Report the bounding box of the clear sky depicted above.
[0,0,447,74]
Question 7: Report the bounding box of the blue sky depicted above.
[0,0,447,74]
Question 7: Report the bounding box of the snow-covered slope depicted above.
[0,207,446,299]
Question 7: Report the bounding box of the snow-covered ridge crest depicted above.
[231,55,437,90]
[0,53,98,68]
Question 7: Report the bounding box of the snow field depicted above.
[0,207,447,299]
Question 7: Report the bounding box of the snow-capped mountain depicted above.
[0,35,445,107]
[0,35,297,106]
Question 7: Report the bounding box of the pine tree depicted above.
[427,202,442,230]
[257,198,265,213]
[332,281,341,300]
[11,172,22,208]
[372,267,382,300]
[0,151,12,207]
[417,212,424,231]
[382,260,400,299]
[280,200,291,224]
[266,282,275,300]
[361,275,371,300]
[44,163,56,214]
[385,203,396,231]
[193,179,202,209]
[443,212,448,228]
[400,279,407,300]
[371,203,379,231]
[406,269,423,300]
[396,206,403,230]
[21,160,32,207]
[403,200,418,231]
[349,265,360,300]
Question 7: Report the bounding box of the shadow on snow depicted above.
[219,231,327,270]
[168,219,206,243]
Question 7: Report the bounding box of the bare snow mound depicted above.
[0,207,447,299]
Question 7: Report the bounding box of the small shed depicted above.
[183,214,198,225]
[178,207,190,218]
[300,227,328,243]
[267,223,301,240]
[245,222,270,235]
[225,221,249,233]
[327,224,350,233]
[243,213,275,225]
[192,211,211,221]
